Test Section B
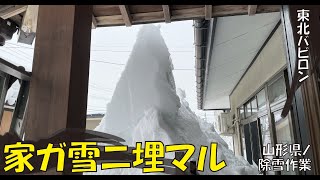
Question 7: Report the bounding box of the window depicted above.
[251,98,258,115]
[259,115,272,148]
[243,124,252,164]
[241,120,261,165]
[245,102,252,118]
[249,120,262,165]
[268,76,287,104]
[273,110,293,145]
[240,106,245,120]
[257,89,266,110]
[259,115,275,175]
[240,126,247,160]
[237,71,296,174]
[273,110,296,175]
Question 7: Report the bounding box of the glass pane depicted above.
[241,126,247,160]
[257,89,266,110]
[245,102,251,118]
[244,124,253,164]
[274,110,293,144]
[251,98,258,115]
[259,115,275,175]
[273,110,296,175]
[268,76,287,104]
[259,116,272,148]
[240,106,245,120]
[250,120,261,165]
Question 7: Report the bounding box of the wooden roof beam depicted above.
[20,5,38,34]
[92,15,97,29]
[248,5,258,16]
[162,5,171,23]
[119,5,132,26]
[0,5,27,19]
[96,5,280,27]
[205,5,212,20]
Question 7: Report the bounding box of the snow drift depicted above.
[89,25,258,175]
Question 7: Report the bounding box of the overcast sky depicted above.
[0,20,215,120]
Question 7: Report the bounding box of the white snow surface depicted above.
[5,80,20,106]
[88,25,258,175]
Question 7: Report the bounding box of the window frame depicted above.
[237,70,297,175]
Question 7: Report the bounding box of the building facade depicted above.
[195,6,320,175]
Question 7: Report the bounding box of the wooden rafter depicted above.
[119,5,132,26]
[96,5,280,27]
[162,5,171,23]
[0,5,27,19]
[92,15,97,29]
[20,5,39,33]
[1,5,280,28]
[205,5,212,20]
[248,5,258,16]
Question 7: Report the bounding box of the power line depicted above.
[173,69,194,71]
[90,79,117,88]
[89,85,112,91]
[3,43,194,53]
[88,105,106,108]
[87,109,106,112]
[87,107,106,110]
[89,82,114,91]
[91,43,193,48]
[95,49,193,53]
[88,90,112,96]
[89,87,113,94]
[88,96,109,100]
[90,59,125,66]
[88,95,110,100]
[88,91,111,95]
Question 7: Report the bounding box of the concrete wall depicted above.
[229,25,287,156]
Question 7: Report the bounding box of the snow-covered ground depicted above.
[88,25,258,175]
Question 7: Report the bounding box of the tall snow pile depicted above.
[89,25,258,175]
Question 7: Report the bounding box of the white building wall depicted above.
[229,25,287,155]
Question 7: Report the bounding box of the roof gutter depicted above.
[194,18,216,110]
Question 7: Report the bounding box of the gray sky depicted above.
[0,20,214,119]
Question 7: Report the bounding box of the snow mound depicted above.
[89,25,258,175]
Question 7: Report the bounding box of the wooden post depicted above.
[24,5,92,142]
